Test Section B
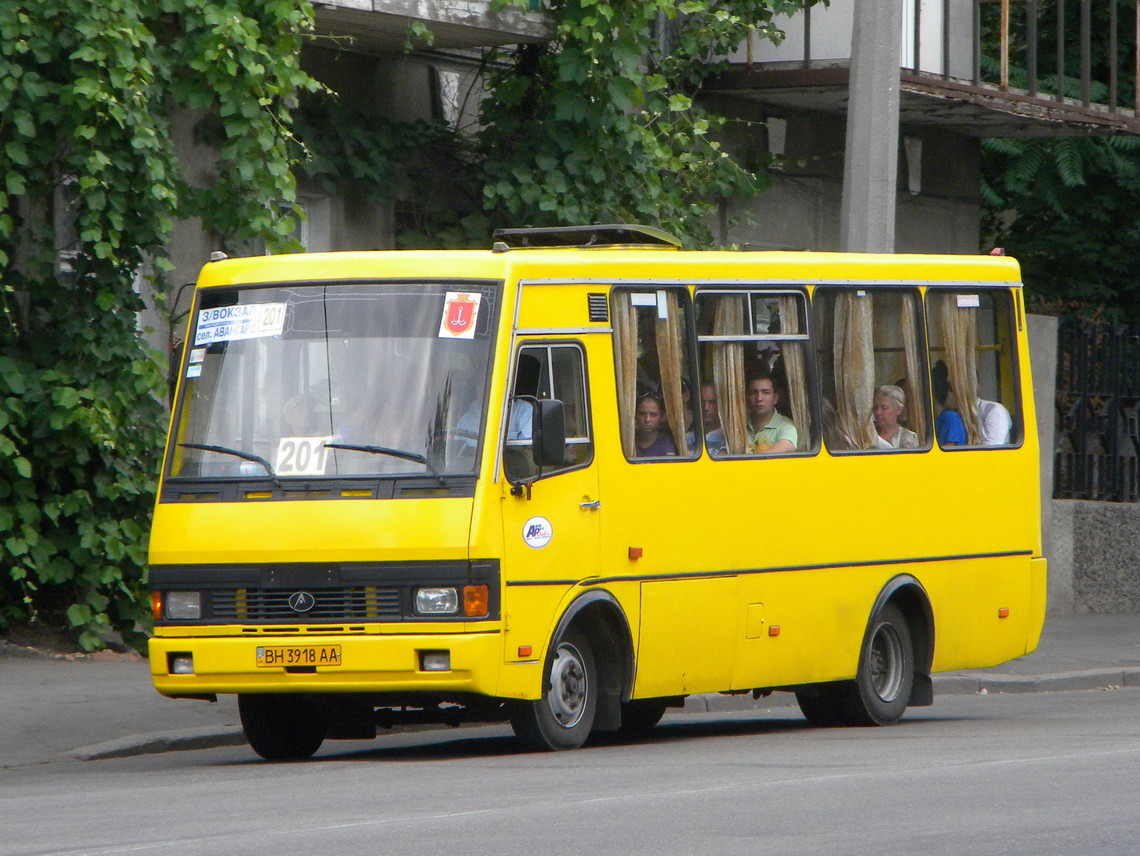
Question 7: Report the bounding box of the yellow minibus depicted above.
[149,225,1046,758]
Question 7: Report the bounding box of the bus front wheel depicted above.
[239,694,326,760]
[509,628,597,751]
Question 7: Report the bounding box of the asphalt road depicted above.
[2,689,1137,856]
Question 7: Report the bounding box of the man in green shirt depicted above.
[745,374,797,454]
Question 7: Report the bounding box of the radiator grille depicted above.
[211,587,401,621]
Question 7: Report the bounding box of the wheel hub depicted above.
[547,643,588,728]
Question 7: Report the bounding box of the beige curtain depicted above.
[833,292,877,449]
[612,292,638,457]
[778,294,809,451]
[712,295,748,455]
[900,292,927,441]
[655,290,689,456]
[939,293,981,445]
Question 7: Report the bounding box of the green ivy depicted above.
[475,0,812,246]
[0,0,317,649]
[294,2,812,249]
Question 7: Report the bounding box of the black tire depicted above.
[794,687,847,727]
[238,694,326,761]
[617,698,668,738]
[509,628,597,751]
[841,602,914,726]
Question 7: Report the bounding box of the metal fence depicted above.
[1054,318,1140,501]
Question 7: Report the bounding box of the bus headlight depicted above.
[165,591,201,620]
[415,587,459,615]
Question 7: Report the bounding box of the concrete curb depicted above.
[71,726,247,761]
[69,668,1140,761]
[933,667,1140,695]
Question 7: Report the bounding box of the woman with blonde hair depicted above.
[872,384,919,450]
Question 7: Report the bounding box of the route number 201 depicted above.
[275,436,332,476]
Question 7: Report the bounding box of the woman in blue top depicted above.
[932,360,967,446]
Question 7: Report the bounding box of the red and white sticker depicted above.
[438,292,482,339]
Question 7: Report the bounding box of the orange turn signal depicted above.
[628,547,643,560]
[151,591,163,621]
[768,625,781,637]
[463,585,489,617]
[998,607,1010,618]
[518,646,533,658]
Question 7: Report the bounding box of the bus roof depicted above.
[195,247,1023,290]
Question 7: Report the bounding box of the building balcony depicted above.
[708,0,1140,138]
[311,0,554,52]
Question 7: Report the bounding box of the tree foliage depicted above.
[0,0,315,649]
[295,1,813,249]
[475,0,810,246]
[983,134,1140,323]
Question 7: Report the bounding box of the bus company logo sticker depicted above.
[288,591,316,613]
[438,292,481,340]
[522,516,553,549]
[194,302,287,346]
[188,347,206,364]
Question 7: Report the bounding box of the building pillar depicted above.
[840,0,903,253]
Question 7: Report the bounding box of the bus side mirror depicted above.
[532,399,565,467]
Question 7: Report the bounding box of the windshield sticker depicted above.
[185,364,203,379]
[195,302,287,346]
[188,347,206,364]
[438,292,482,340]
[275,436,333,476]
[522,516,553,549]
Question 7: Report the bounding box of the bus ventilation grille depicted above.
[211,587,401,621]
[588,293,608,323]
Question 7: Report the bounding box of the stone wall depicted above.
[1049,499,1140,613]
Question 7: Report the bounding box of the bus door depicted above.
[499,342,600,659]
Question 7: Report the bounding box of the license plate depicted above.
[256,645,342,667]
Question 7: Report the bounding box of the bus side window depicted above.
[504,344,592,481]
[612,288,699,460]
[694,289,816,456]
[926,289,1020,448]
[812,287,930,453]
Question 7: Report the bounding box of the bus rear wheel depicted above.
[796,603,914,728]
[509,628,597,751]
[239,694,326,760]
[844,602,914,726]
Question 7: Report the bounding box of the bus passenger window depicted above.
[612,288,699,460]
[812,287,930,453]
[503,344,592,481]
[694,289,816,457]
[926,289,1020,448]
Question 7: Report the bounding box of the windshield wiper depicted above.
[178,443,280,488]
[324,443,446,486]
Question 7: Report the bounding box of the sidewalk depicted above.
[2,613,1137,768]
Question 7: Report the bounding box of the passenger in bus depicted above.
[976,384,1013,445]
[745,374,797,454]
[700,381,726,454]
[932,360,967,446]
[872,385,919,450]
[634,392,677,457]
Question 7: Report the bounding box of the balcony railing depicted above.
[732,1,1140,133]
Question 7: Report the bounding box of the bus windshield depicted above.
[168,281,499,481]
